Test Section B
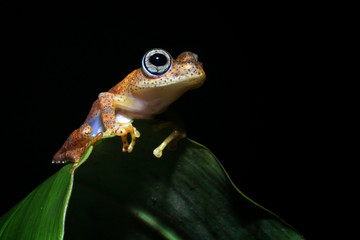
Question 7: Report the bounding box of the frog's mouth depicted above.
[161,72,206,89]
[141,61,205,88]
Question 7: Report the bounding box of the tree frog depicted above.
[53,49,206,172]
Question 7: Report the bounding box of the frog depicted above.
[52,48,206,172]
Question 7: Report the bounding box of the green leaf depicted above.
[0,147,93,240]
[0,120,304,239]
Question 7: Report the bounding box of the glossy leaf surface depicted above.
[0,121,304,239]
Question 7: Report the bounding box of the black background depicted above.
[1,3,318,239]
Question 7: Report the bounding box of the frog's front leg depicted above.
[98,92,140,152]
[152,121,186,158]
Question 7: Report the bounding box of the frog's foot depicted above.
[52,132,103,173]
[153,129,186,158]
[104,122,141,153]
[52,147,84,173]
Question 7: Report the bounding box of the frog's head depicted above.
[129,48,206,114]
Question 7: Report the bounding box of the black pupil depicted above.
[149,53,167,66]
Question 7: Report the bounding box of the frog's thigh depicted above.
[153,129,186,158]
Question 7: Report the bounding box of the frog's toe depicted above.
[52,159,63,165]
[128,127,140,152]
[52,158,64,164]
[52,154,71,164]
[153,147,163,158]
[134,127,141,138]
[121,134,129,152]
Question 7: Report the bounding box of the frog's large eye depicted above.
[142,49,172,76]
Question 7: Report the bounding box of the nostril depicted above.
[177,51,199,63]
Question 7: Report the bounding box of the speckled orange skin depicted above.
[53,51,205,171]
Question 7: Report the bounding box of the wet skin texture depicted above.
[53,49,206,172]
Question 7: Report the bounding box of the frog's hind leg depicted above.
[52,123,103,172]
